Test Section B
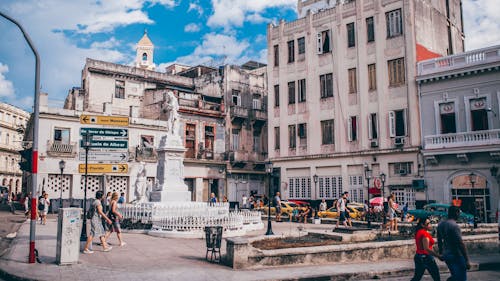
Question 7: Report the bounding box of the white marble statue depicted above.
[134,162,148,203]
[163,91,179,135]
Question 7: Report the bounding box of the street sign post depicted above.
[78,164,128,174]
[79,151,129,162]
[80,115,129,126]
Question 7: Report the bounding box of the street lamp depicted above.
[59,160,66,209]
[380,172,386,228]
[265,161,274,236]
[364,164,372,227]
[80,132,92,241]
[469,172,477,229]
[313,174,319,219]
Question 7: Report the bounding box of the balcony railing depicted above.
[418,45,500,76]
[424,129,500,150]
[47,140,77,156]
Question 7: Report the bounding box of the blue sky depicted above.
[0,0,499,112]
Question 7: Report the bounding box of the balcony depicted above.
[424,129,500,150]
[47,140,77,157]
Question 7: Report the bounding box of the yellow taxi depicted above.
[260,201,306,216]
[317,206,362,219]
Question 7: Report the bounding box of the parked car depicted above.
[407,203,473,223]
[317,206,362,220]
[260,201,306,216]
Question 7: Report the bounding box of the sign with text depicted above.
[80,127,128,138]
[78,163,128,174]
[79,151,129,162]
[80,140,128,149]
[80,115,129,126]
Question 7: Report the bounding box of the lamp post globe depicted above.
[59,160,65,209]
[265,161,274,236]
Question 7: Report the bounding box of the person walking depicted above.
[104,192,126,247]
[274,192,282,222]
[83,191,113,254]
[410,217,442,281]
[39,193,50,225]
[437,206,471,281]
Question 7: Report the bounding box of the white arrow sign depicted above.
[79,151,129,162]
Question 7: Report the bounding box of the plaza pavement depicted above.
[0,218,499,281]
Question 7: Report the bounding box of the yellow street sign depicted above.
[80,115,129,126]
[78,164,128,174]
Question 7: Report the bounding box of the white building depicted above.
[0,102,29,194]
[267,0,464,207]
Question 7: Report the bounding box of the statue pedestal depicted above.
[150,135,191,202]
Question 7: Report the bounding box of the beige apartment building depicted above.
[267,0,464,207]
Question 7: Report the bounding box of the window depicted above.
[347,22,356,48]
[231,129,240,151]
[185,124,196,158]
[388,58,405,86]
[368,64,376,91]
[348,116,357,141]
[287,40,295,63]
[439,102,456,134]
[386,9,403,38]
[318,176,343,199]
[348,68,357,94]
[298,123,307,147]
[54,128,70,144]
[288,81,296,104]
[298,79,306,102]
[274,85,280,107]
[393,162,413,176]
[368,113,378,140]
[321,119,334,145]
[273,45,279,66]
[274,127,280,150]
[115,80,125,99]
[288,177,311,199]
[389,109,407,137]
[320,73,333,98]
[317,30,331,54]
[288,125,296,149]
[232,90,241,106]
[470,98,489,131]
[298,37,305,54]
[348,175,364,203]
[366,17,375,42]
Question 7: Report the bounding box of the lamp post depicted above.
[364,164,372,227]
[58,160,65,209]
[469,172,477,229]
[380,172,386,227]
[265,161,274,236]
[80,132,92,241]
[313,174,319,219]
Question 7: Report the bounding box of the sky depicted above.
[0,0,499,112]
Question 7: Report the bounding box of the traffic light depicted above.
[19,148,32,172]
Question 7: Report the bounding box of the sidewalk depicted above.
[0,218,498,281]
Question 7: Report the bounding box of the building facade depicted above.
[267,0,464,207]
[0,103,29,194]
[417,45,500,223]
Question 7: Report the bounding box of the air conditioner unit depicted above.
[370,140,379,148]
[394,137,405,147]
[399,168,407,176]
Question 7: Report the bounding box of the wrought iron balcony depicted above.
[424,129,500,150]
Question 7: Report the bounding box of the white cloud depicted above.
[463,0,500,50]
[0,63,15,98]
[184,23,201,33]
[188,2,203,15]
[207,0,296,29]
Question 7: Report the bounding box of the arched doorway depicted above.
[450,173,490,223]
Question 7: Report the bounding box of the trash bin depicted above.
[204,226,223,263]
[56,208,82,265]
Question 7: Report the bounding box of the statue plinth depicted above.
[149,134,191,202]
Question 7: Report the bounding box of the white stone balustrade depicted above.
[424,129,500,150]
